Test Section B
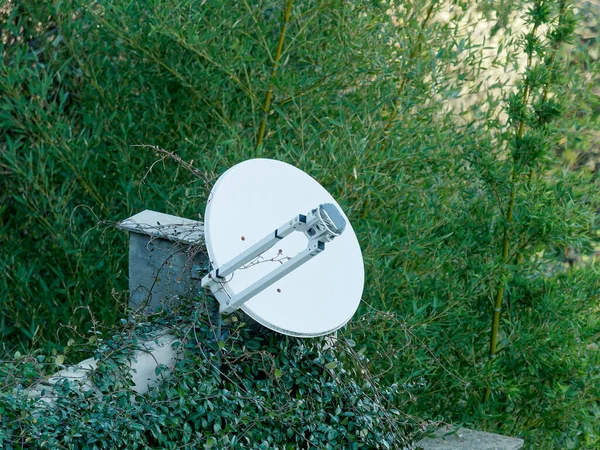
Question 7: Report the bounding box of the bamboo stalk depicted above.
[526,0,567,183]
[256,0,294,148]
[513,1,568,265]
[483,21,540,403]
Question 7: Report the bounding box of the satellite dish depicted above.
[201,159,364,337]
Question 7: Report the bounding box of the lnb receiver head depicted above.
[303,203,346,243]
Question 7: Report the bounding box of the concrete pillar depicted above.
[119,210,206,312]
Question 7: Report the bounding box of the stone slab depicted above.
[119,210,204,245]
[416,426,524,450]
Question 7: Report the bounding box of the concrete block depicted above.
[119,210,206,312]
[28,332,180,405]
[416,425,524,450]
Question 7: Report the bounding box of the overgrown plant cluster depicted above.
[0,301,422,449]
[1,0,599,448]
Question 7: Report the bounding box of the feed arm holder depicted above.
[201,203,346,314]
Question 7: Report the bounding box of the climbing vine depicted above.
[0,299,426,449]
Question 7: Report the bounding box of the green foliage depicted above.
[0,0,454,353]
[1,0,599,448]
[0,302,420,449]
[481,1,594,408]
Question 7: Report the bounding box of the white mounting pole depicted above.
[201,203,346,314]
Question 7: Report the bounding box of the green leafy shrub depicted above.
[0,0,456,352]
[1,0,599,447]
[349,2,600,446]
[0,301,422,449]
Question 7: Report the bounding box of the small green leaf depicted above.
[245,339,260,350]
[325,361,337,370]
[55,354,65,366]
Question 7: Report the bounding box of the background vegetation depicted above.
[1,0,599,448]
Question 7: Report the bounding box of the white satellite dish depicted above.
[201,159,364,337]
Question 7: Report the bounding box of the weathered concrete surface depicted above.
[119,210,204,244]
[416,425,524,450]
[119,210,206,311]
[28,332,180,404]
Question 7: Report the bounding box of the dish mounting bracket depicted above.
[201,203,346,314]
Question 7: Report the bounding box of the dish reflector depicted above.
[204,159,364,337]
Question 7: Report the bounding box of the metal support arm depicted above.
[201,203,345,314]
